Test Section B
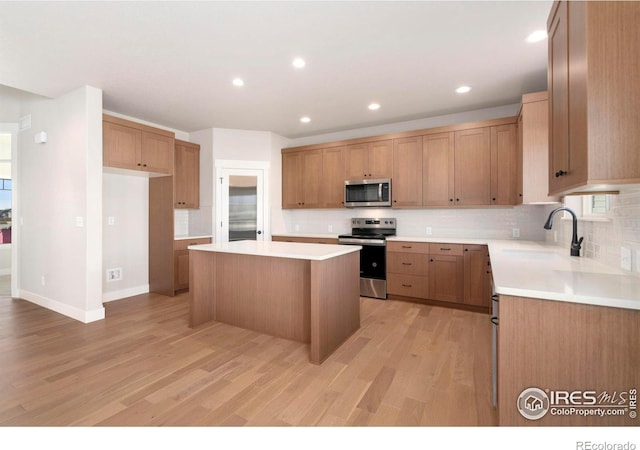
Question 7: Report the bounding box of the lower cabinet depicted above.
[174,237,211,292]
[387,241,491,311]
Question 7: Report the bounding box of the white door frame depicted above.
[214,160,270,243]
[0,122,19,297]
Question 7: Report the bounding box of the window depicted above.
[564,194,611,221]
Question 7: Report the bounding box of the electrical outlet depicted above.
[75,216,84,227]
[553,231,558,243]
[41,276,45,286]
[107,216,115,226]
[512,228,520,238]
[425,227,432,235]
[621,247,632,271]
[294,224,300,232]
[328,225,333,232]
[106,268,123,282]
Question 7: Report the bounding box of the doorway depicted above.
[0,123,18,298]
[215,161,269,243]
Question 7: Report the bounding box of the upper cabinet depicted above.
[282,149,323,209]
[346,140,393,179]
[547,1,640,195]
[174,140,200,209]
[283,117,518,210]
[517,91,559,204]
[392,137,423,207]
[490,124,517,206]
[103,114,174,176]
[454,127,492,206]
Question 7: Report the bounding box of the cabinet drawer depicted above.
[388,274,428,299]
[387,252,428,276]
[429,243,463,256]
[174,237,211,251]
[387,241,430,254]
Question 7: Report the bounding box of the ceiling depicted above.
[0,1,553,138]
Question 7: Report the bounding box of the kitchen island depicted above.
[188,240,361,364]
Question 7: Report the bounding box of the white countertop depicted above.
[387,236,490,245]
[175,234,213,241]
[488,240,640,311]
[189,240,361,261]
[272,232,340,239]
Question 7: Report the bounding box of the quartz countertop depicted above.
[188,240,361,261]
[271,232,340,239]
[175,234,213,241]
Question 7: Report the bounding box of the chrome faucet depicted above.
[543,206,583,257]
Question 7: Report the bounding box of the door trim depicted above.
[0,123,18,297]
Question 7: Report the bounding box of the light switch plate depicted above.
[512,228,520,238]
[621,247,632,271]
[425,227,432,235]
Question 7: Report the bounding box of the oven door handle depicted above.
[338,238,386,246]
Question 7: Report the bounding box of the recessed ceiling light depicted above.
[368,103,381,111]
[526,30,548,43]
[292,58,306,69]
[300,116,311,123]
[456,86,471,94]
[232,78,244,87]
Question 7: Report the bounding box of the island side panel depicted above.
[189,249,217,327]
[498,295,640,426]
[310,251,360,365]
[214,253,311,343]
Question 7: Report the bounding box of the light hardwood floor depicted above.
[0,292,497,426]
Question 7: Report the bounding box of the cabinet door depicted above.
[423,132,454,207]
[516,112,524,204]
[368,140,393,179]
[463,245,490,308]
[548,0,570,193]
[103,121,142,170]
[174,141,200,209]
[141,131,174,175]
[301,149,323,208]
[282,152,303,208]
[321,146,346,208]
[428,254,464,303]
[454,128,491,206]
[346,143,368,179]
[174,249,190,291]
[392,137,423,207]
[490,124,517,206]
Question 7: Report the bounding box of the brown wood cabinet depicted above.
[392,137,423,207]
[423,132,454,207]
[547,0,640,195]
[346,140,393,179]
[517,92,559,204]
[387,241,490,312]
[490,124,517,206]
[498,295,640,426]
[174,140,200,209]
[174,237,211,292]
[463,245,491,308]
[321,146,346,208]
[454,128,492,206]
[103,114,174,175]
[282,149,323,209]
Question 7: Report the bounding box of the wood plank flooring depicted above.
[0,292,497,426]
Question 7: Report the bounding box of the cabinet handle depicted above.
[401,245,412,249]
[430,258,434,262]
[402,284,412,288]
[401,262,412,266]
[492,197,496,201]
[555,170,567,177]
[440,247,451,251]
[456,198,460,202]
[137,163,142,167]
[519,193,523,197]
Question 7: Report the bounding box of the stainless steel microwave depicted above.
[344,178,392,207]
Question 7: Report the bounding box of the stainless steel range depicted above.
[338,218,396,299]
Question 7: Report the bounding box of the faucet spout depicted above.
[543,206,584,257]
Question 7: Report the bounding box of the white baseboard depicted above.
[0,268,11,276]
[20,290,105,323]
[102,284,150,303]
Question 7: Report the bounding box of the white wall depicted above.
[19,85,104,322]
[0,84,29,122]
[102,173,149,301]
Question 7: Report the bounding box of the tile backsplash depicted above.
[281,205,548,241]
[545,187,640,275]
